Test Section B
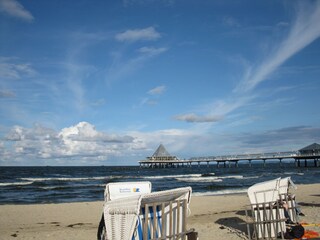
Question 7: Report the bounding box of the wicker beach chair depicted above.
[98,182,197,240]
[98,182,152,240]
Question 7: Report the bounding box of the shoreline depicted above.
[0,183,319,240]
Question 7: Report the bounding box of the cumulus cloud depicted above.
[115,27,161,42]
[2,122,136,164]
[1,121,319,165]
[148,85,166,95]
[0,0,34,22]
[174,113,223,123]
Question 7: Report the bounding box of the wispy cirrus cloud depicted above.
[176,2,320,124]
[0,0,34,22]
[0,57,36,79]
[138,46,168,56]
[148,85,166,95]
[115,27,161,42]
[235,1,320,93]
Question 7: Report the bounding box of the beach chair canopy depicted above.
[278,177,297,195]
[247,177,281,205]
[103,186,192,240]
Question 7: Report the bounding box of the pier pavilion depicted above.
[295,143,320,167]
[139,144,190,168]
[138,143,320,168]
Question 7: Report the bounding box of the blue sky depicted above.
[1,0,320,166]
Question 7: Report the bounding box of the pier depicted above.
[138,143,320,168]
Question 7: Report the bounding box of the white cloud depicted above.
[235,1,320,93]
[1,121,320,165]
[2,122,135,164]
[138,46,168,56]
[148,85,166,95]
[0,0,34,22]
[106,47,167,83]
[115,27,161,42]
[0,57,36,79]
[174,113,223,123]
[175,2,320,125]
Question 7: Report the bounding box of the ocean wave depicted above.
[143,174,202,179]
[0,181,33,187]
[19,176,108,182]
[40,183,105,190]
[192,188,247,196]
[284,171,305,176]
[175,176,223,183]
[219,175,244,179]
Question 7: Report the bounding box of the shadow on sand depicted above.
[215,210,250,239]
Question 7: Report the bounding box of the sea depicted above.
[1,162,320,204]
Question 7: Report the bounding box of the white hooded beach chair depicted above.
[246,178,286,239]
[98,182,197,240]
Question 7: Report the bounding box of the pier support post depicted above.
[235,161,238,168]
[263,159,266,167]
[207,161,209,167]
[279,159,282,167]
[249,160,252,167]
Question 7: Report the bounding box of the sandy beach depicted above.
[0,183,319,240]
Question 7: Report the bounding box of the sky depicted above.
[1,0,320,166]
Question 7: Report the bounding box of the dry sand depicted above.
[0,184,319,240]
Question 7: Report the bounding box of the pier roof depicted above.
[299,143,320,151]
[143,144,179,162]
[152,144,171,157]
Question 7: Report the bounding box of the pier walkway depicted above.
[139,152,320,168]
[139,144,320,168]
